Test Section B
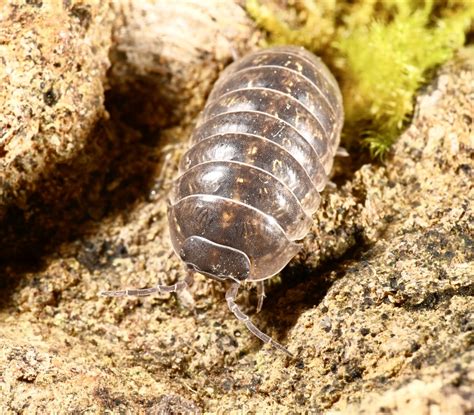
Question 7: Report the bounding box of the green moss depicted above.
[246,0,337,53]
[246,0,473,157]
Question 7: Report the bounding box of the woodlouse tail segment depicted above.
[229,43,240,62]
[226,282,293,357]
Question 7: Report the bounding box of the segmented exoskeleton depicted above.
[102,46,344,356]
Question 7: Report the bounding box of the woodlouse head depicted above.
[179,235,250,283]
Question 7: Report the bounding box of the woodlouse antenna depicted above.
[226,282,293,357]
[100,271,194,298]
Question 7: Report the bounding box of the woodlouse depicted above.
[101,46,344,355]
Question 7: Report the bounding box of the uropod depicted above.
[101,46,344,356]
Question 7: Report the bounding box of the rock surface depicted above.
[108,0,260,131]
[0,0,114,265]
[0,0,112,209]
[0,1,472,413]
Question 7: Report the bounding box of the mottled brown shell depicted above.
[168,46,344,282]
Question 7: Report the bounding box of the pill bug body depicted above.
[102,46,344,355]
[168,46,343,282]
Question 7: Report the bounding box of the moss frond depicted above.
[338,0,473,154]
[246,0,337,54]
[246,0,474,157]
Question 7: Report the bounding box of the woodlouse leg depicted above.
[100,270,194,298]
[226,282,293,357]
[149,143,187,198]
[336,146,349,157]
[256,281,266,313]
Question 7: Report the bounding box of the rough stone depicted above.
[0,1,472,412]
[0,0,115,266]
[107,0,260,130]
[0,0,112,209]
